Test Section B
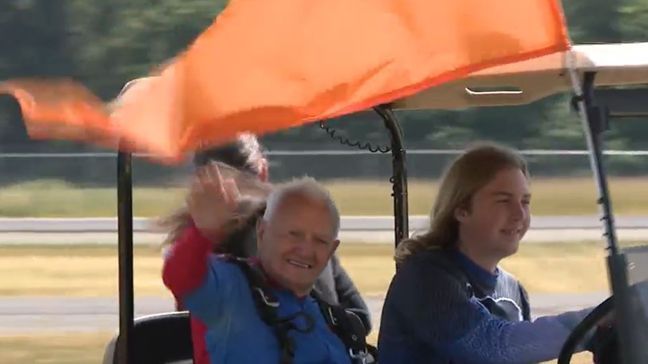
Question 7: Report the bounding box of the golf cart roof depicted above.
[393,42,648,110]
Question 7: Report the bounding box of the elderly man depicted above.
[162,164,372,364]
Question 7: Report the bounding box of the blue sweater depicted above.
[377,249,591,364]
[183,255,352,364]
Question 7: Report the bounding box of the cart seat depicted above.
[103,311,194,364]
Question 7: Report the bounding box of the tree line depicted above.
[1,0,647,184]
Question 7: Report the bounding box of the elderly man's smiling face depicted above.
[256,194,339,296]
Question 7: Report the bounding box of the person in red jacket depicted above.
[159,133,371,364]
[163,164,367,363]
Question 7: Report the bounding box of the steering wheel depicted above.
[557,296,615,364]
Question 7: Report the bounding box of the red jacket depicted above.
[163,222,221,364]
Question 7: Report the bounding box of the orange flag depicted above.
[0,0,570,163]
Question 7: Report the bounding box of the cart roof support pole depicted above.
[374,105,409,248]
[117,150,134,363]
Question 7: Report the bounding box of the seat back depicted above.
[103,311,194,364]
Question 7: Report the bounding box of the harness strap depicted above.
[316,298,374,364]
[427,250,532,324]
[519,285,532,321]
[223,255,296,364]
[222,255,375,364]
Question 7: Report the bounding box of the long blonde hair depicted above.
[394,142,529,264]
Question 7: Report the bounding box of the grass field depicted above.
[0,241,612,297]
[0,332,115,364]
[0,242,612,363]
[0,331,593,364]
[1,177,647,217]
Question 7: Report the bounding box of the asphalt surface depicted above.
[2,215,648,233]
[0,292,609,335]
[2,216,647,245]
[3,228,648,245]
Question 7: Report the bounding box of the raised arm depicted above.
[162,163,242,322]
[162,222,224,300]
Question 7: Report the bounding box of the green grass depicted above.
[1,177,647,217]
[0,241,617,297]
[0,332,114,364]
[0,331,591,364]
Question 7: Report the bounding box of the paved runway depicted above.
[1,215,647,245]
[0,292,608,335]
[2,228,648,245]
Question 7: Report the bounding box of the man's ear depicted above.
[454,207,469,223]
[257,158,269,182]
[331,239,340,254]
[256,218,266,244]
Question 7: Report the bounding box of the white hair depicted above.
[262,176,340,236]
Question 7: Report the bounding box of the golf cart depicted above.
[99,42,648,364]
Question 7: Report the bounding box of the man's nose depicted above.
[295,236,318,256]
[510,201,526,220]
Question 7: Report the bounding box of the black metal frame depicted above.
[373,105,409,247]
[116,150,134,363]
[572,72,647,364]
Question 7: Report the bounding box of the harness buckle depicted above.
[253,287,279,308]
[348,348,369,364]
[327,306,339,326]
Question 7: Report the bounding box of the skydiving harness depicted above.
[426,250,532,322]
[221,255,377,364]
